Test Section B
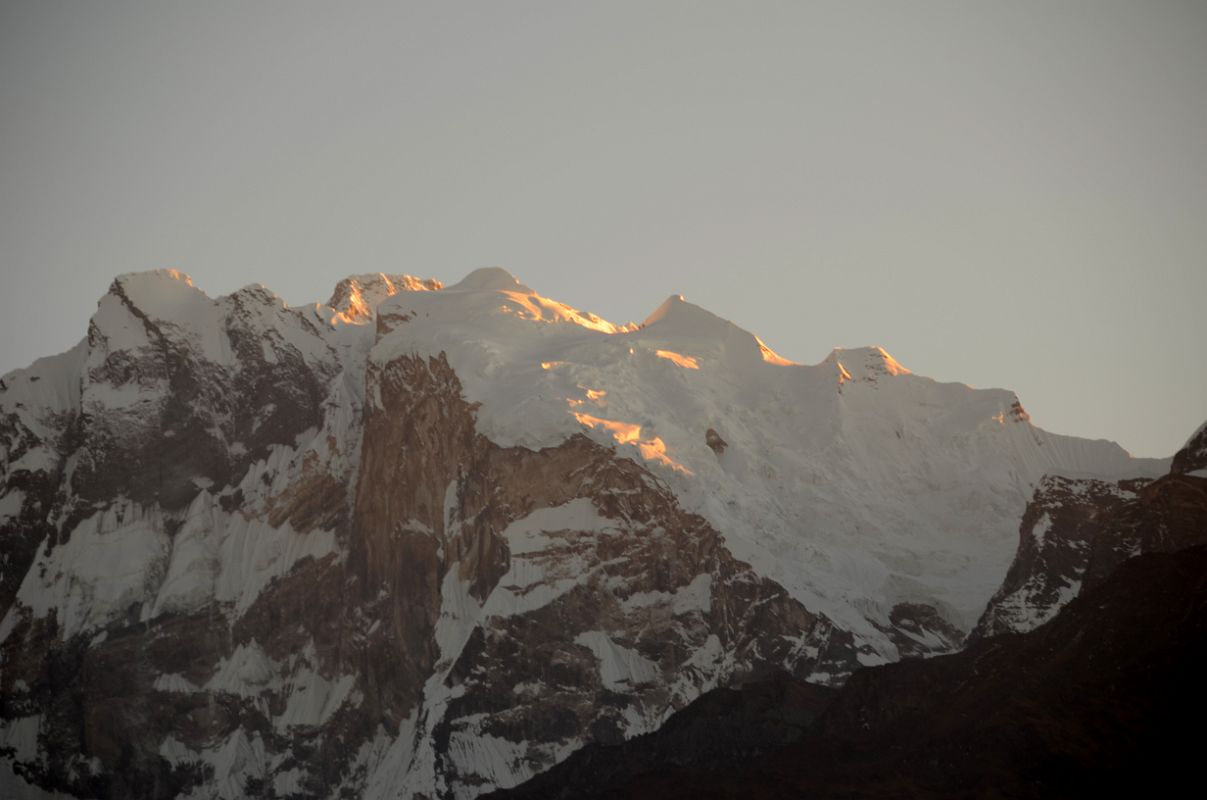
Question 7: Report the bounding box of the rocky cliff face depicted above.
[338,349,858,797]
[974,423,1207,640]
[970,475,1149,639]
[496,545,1207,799]
[0,271,858,799]
[0,268,1171,798]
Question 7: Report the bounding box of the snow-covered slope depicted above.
[0,267,1168,799]
[371,267,1166,654]
[1172,419,1207,476]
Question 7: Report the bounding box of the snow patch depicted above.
[14,502,169,639]
[0,715,42,763]
[153,673,201,694]
[1031,513,1053,547]
[621,573,712,615]
[574,630,660,690]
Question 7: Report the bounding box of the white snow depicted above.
[1181,420,1207,450]
[1031,513,1053,547]
[0,715,41,763]
[443,732,535,796]
[574,630,660,690]
[152,500,337,618]
[90,291,152,352]
[0,266,1182,798]
[158,729,268,800]
[621,573,712,615]
[481,499,620,619]
[0,340,88,477]
[438,716,583,800]
[2,484,340,641]
[433,565,482,672]
[11,502,169,639]
[206,641,276,698]
[274,644,358,732]
[113,271,234,364]
[358,716,420,800]
[366,267,1168,657]
[498,498,619,554]
[153,673,201,694]
[363,498,649,798]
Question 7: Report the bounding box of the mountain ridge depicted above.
[0,267,1173,798]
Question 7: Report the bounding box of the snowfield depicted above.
[368,267,1166,654]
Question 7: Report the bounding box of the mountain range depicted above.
[0,269,1193,799]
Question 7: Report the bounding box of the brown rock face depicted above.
[1,333,859,799]
[704,428,727,456]
[342,351,860,795]
[882,602,965,658]
[498,545,1207,799]
[70,281,333,516]
[972,475,1148,640]
[974,438,1207,642]
[1082,472,1207,588]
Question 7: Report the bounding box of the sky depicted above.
[1,1,1204,457]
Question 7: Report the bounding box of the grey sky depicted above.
[1,1,1204,457]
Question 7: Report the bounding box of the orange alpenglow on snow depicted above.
[498,290,629,334]
[573,412,641,444]
[573,412,692,474]
[874,346,911,376]
[654,349,700,369]
[827,346,912,382]
[755,336,799,367]
[331,273,442,324]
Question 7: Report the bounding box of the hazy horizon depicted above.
[2,1,1204,457]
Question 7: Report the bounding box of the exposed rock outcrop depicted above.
[974,421,1207,641]
[0,273,858,799]
[497,545,1207,799]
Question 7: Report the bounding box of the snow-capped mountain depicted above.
[0,268,1166,798]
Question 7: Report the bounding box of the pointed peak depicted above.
[448,267,529,294]
[231,283,280,303]
[640,294,734,333]
[112,268,200,295]
[640,295,801,367]
[328,273,442,322]
[108,269,215,321]
[823,346,911,381]
[755,336,800,366]
[641,294,688,327]
[115,267,194,283]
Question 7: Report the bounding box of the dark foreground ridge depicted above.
[494,544,1207,799]
[488,672,835,800]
